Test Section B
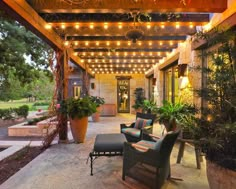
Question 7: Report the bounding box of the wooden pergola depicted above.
[0,0,228,141]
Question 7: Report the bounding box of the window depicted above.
[163,63,179,103]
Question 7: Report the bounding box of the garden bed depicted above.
[8,116,57,137]
[0,118,26,127]
[0,146,44,185]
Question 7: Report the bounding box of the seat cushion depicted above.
[121,128,141,138]
[136,138,163,151]
[94,133,127,152]
[134,118,152,129]
[136,140,156,149]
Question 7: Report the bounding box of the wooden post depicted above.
[57,50,68,142]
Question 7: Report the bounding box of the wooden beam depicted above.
[40,13,209,23]
[67,35,186,41]
[56,26,196,37]
[74,48,173,52]
[0,0,63,50]
[27,0,227,13]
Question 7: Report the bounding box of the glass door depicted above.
[117,79,130,113]
[164,63,179,103]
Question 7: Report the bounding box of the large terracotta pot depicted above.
[92,107,101,122]
[206,160,236,189]
[70,117,88,143]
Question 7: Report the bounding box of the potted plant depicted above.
[89,96,105,122]
[142,99,158,114]
[193,27,236,189]
[60,96,97,143]
[132,88,145,113]
[157,101,196,132]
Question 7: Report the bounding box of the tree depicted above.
[0,11,53,101]
[25,71,54,101]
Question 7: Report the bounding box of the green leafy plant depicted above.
[142,99,158,114]
[89,96,105,107]
[60,96,97,119]
[132,88,145,110]
[0,105,29,120]
[195,27,236,171]
[157,101,196,131]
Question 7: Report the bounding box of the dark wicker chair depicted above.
[122,130,180,189]
[120,112,156,142]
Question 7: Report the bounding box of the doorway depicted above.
[117,79,130,113]
[73,85,81,99]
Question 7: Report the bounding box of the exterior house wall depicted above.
[154,39,202,107]
[90,74,146,114]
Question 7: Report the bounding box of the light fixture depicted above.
[104,23,108,29]
[89,23,94,29]
[61,24,66,29]
[176,23,180,29]
[45,24,52,29]
[118,23,123,29]
[125,11,144,43]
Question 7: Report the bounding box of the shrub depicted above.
[16,105,29,118]
[0,105,29,120]
[33,102,50,106]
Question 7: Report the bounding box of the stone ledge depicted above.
[8,117,58,137]
[0,145,24,161]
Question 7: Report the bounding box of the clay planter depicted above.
[70,117,88,143]
[92,107,101,122]
[206,160,236,189]
[135,108,143,113]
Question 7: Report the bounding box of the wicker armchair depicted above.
[120,112,156,142]
[122,130,180,189]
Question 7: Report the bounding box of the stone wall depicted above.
[154,39,202,107]
[90,74,146,113]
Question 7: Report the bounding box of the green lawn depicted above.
[0,99,48,110]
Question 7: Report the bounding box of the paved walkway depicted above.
[0,114,209,189]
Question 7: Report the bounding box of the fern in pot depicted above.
[62,96,97,143]
[89,96,105,122]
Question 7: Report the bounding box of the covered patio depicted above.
[0,114,208,189]
[0,0,235,188]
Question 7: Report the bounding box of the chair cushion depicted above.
[136,140,156,149]
[121,128,141,138]
[94,134,127,152]
[134,118,152,129]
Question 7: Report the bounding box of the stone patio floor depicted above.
[0,114,209,189]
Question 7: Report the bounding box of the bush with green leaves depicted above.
[142,99,158,114]
[195,27,236,171]
[59,96,97,119]
[132,88,145,110]
[33,102,50,106]
[89,96,105,107]
[0,105,29,120]
[157,101,197,131]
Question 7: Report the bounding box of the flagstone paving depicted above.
[0,114,209,189]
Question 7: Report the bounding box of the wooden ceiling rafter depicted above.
[1,0,228,75]
[26,0,227,13]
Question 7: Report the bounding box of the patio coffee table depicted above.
[89,133,127,175]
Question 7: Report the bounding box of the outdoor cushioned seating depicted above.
[122,130,180,189]
[120,112,156,142]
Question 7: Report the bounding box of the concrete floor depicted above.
[0,114,209,189]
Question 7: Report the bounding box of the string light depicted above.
[45,24,52,29]
[89,23,94,29]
